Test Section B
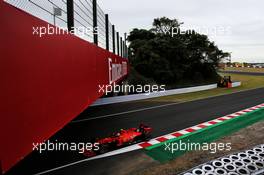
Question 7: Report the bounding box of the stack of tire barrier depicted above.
[181,144,264,175]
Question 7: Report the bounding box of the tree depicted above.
[151,17,183,36]
[128,17,230,87]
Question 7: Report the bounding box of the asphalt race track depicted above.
[7,88,264,175]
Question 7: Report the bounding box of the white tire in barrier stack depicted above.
[180,144,264,175]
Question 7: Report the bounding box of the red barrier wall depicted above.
[0,1,128,173]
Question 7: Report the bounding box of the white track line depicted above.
[71,102,179,123]
[35,103,264,175]
[72,87,264,123]
[34,144,142,175]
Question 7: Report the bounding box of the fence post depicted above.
[126,45,128,58]
[117,32,120,56]
[66,0,74,32]
[120,37,123,57]
[112,25,116,54]
[124,33,127,58]
[105,14,109,51]
[92,0,98,45]
[123,40,125,58]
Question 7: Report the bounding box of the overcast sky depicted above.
[98,0,264,63]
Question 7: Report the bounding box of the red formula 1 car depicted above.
[84,124,152,157]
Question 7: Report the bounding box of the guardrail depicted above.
[92,82,242,106]
[232,81,242,88]
[91,84,218,106]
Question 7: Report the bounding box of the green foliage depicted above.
[126,67,156,87]
[128,17,230,87]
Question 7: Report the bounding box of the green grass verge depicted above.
[145,108,264,162]
[145,73,264,103]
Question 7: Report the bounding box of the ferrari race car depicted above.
[84,124,152,157]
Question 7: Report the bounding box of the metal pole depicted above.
[92,0,98,45]
[120,37,123,57]
[124,45,127,58]
[127,45,129,58]
[67,0,74,32]
[105,14,109,51]
[117,32,120,56]
[124,33,127,43]
[112,25,116,54]
[54,15,56,26]
[124,33,126,58]
[123,41,125,58]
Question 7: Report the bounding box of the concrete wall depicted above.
[232,82,242,88]
[92,82,242,106]
[91,84,218,106]
[0,2,128,172]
